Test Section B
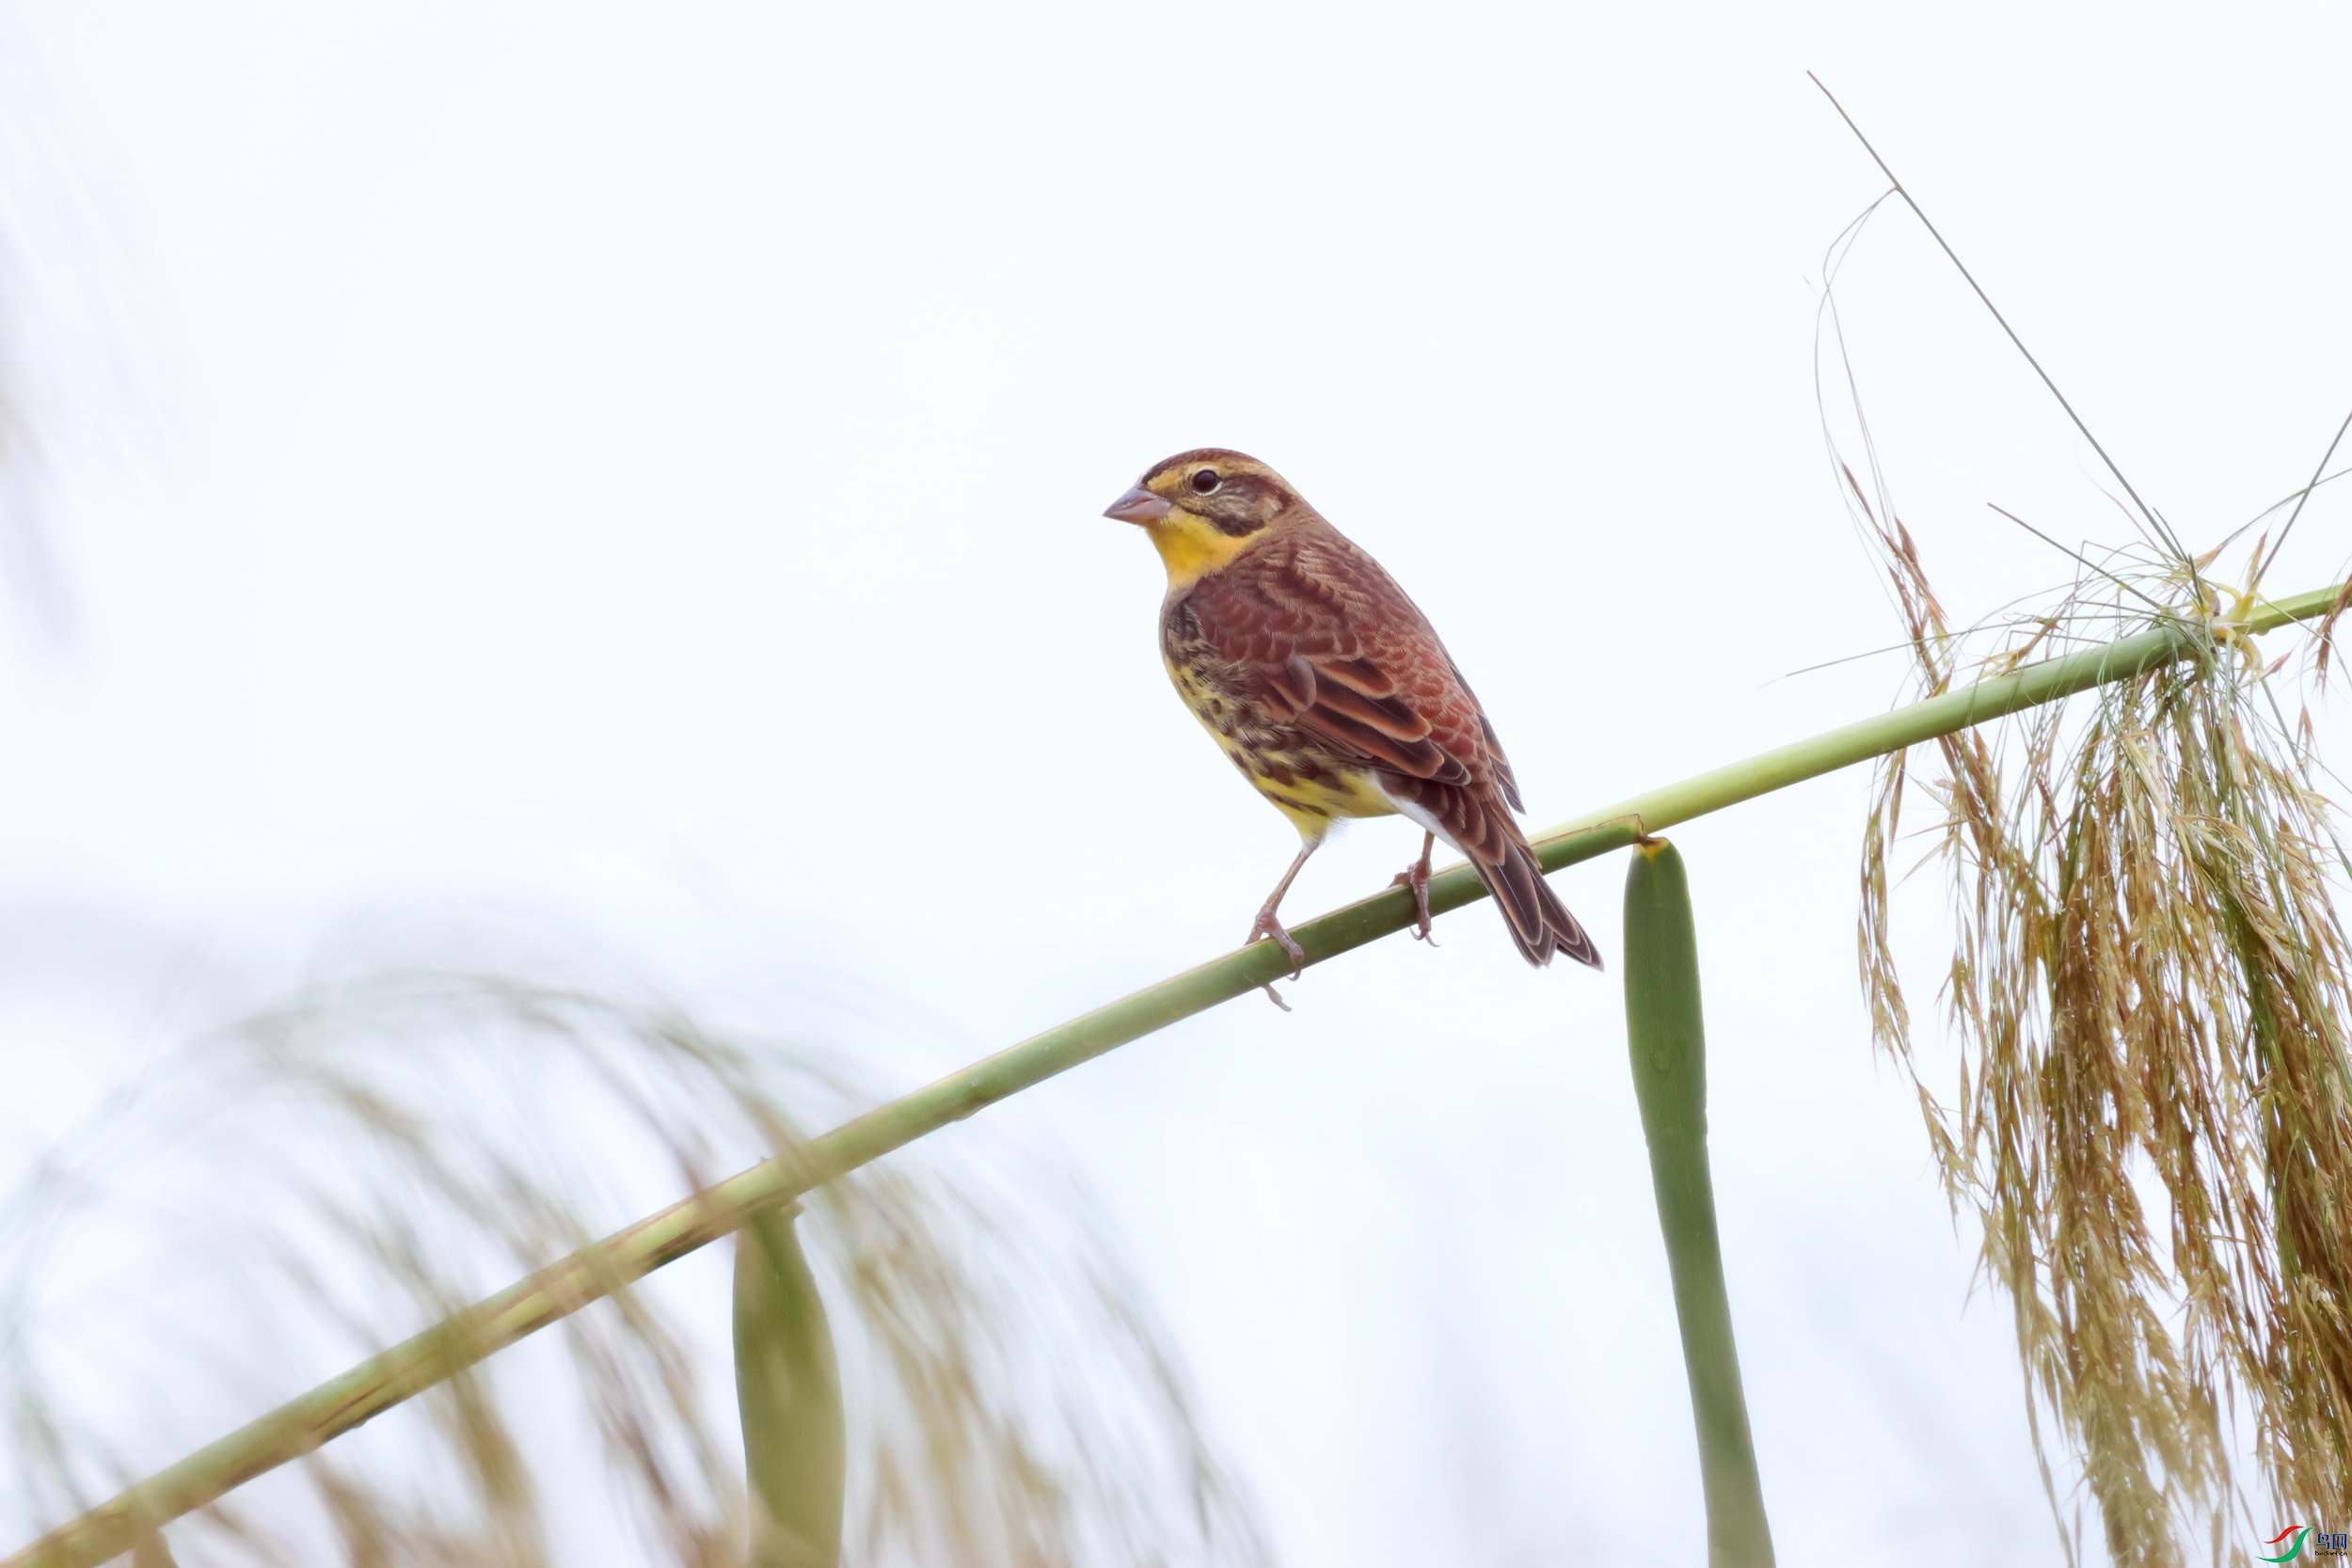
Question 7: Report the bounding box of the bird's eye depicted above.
[1191,469,1221,494]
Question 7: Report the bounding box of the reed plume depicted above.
[1853,492,2352,1562]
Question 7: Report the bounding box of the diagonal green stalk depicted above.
[1624,839,1773,1567]
[8,586,2340,1568]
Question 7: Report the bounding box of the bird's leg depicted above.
[1391,832,1438,944]
[1248,842,1317,1005]
[1248,845,1315,973]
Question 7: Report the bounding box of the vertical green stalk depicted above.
[1623,839,1774,1567]
[734,1206,846,1568]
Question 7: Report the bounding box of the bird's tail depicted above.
[1470,837,1603,970]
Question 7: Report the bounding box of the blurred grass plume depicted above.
[0,966,1267,1567]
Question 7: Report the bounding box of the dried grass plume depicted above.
[1846,472,2352,1562]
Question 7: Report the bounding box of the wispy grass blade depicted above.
[1807,73,2191,570]
[10,582,2344,1568]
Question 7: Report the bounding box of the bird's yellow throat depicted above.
[1143,512,1259,589]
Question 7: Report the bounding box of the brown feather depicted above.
[1262,654,1315,717]
[1309,677,1430,740]
[1316,656,1399,699]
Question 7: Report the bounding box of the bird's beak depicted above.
[1103,484,1174,525]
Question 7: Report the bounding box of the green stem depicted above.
[1624,839,1772,1567]
[736,1207,846,1568]
[8,586,2340,1568]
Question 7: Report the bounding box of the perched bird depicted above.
[1104,448,1601,984]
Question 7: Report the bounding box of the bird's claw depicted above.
[1249,911,1303,1009]
[1391,863,1438,944]
[1248,910,1307,983]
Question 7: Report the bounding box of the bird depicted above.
[1104,448,1601,991]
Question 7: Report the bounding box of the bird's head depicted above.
[1103,449,1306,586]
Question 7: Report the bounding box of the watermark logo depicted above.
[2263,1528,2311,1563]
[2265,1525,2352,1561]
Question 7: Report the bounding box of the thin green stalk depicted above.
[8,586,2338,1568]
[1624,839,1772,1567]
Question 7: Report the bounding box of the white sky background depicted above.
[2,1,2349,1562]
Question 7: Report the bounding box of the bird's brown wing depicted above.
[1182,529,1484,789]
[1181,525,1599,968]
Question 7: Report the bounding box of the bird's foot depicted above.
[1248,909,1307,974]
[1391,860,1438,944]
[1248,909,1306,1008]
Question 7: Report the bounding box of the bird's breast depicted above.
[1162,654,1397,836]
